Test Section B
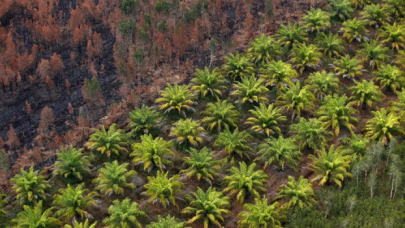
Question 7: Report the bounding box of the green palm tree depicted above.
[315,32,346,58]
[394,50,405,69]
[169,118,204,150]
[238,196,285,228]
[300,8,331,33]
[378,22,405,51]
[260,60,296,89]
[180,147,221,184]
[53,184,97,223]
[351,0,371,9]
[128,105,160,138]
[12,201,61,228]
[64,219,97,228]
[182,187,230,228]
[350,80,383,109]
[248,34,281,65]
[364,108,405,145]
[0,194,7,216]
[339,18,368,43]
[191,67,226,101]
[276,176,316,210]
[201,100,239,133]
[289,43,322,74]
[276,22,308,50]
[383,0,405,18]
[333,55,364,80]
[375,64,405,91]
[361,4,390,28]
[316,94,359,136]
[214,128,253,164]
[231,75,269,104]
[309,145,353,187]
[326,0,354,21]
[223,53,255,81]
[93,160,136,196]
[87,123,128,158]
[246,103,287,137]
[155,83,195,118]
[102,198,146,228]
[389,90,405,118]
[257,136,302,171]
[131,134,174,172]
[356,39,389,69]
[144,171,184,208]
[10,167,50,205]
[223,162,268,204]
[340,134,370,156]
[290,118,333,151]
[306,70,340,98]
[276,81,316,120]
[54,145,90,183]
[146,215,189,228]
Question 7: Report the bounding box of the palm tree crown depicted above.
[350,80,383,109]
[223,53,255,82]
[64,219,97,228]
[378,22,405,51]
[306,70,340,98]
[169,118,204,150]
[326,0,354,21]
[356,39,389,69]
[213,128,253,164]
[248,34,281,65]
[231,75,269,104]
[54,145,90,183]
[144,171,184,208]
[260,60,296,89]
[383,0,405,18]
[246,103,287,137]
[375,64,405,91]
[276,176,316,210]
[276,22,308,49]
[289,43,322,74]
[201,100,239,133]
[238,196,285,228]
[333,55,364,80]
[128,105,160,138]
[300,8,331,33]
[340,18,368,43]
[87,123,128,158]
[290,118,333,151]
[361,4,390,28]
[190,67,226,101]
[102,198,146,228]
[155,83,195,118]
[315,32,346,58]
[146,215,189,228]
[12,201,61,228]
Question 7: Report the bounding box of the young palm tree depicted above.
[300,8,331,33]
[155,83,195,118]
[201,100,239,133]
[213,128,253,163]
[223,53,255,82]
[246,103,287,137]
[326,0,354,21]
[238,196,285,228]
[53,184,96,223]
[375,64,405,91]
[257,136,302,171]
[350,80,383,110]
[394,50,405,69]
[260,60,296,89]
[383,0,405,18]
[315,32,346,58]
[364,108,405,145]
[351,0,371,9]
[306,71,340,98]
[146,215,188,228]
[309,145,353,187]
[247,34,281,65]
[361,4,390,28]
[144,171,184,208]
[316,94,359,136]
[180,147,221,184]
[333,55,364,80]
[12,201,61,228]
[356,39,389,69]
[276,176,316,210]
[276,22,308,50]
[378,22,405,51]
[290,118,333,151]
[182,187,230,228]
[65,219,97,228]
[169,118,204,150]
[289,43,322,74]
[340,134,370,156]
[276,81,316,121]
[87,123,128,158]
[223,162,268,204]
[93,160,136,196]
[128,105,160,138]
[389,90,405,118]
[231,75,269,104]
[102,198,146,228]
[54,145,90,183]
[10,167,51,205]
[190,67,226,101]
[339,18,368,43]
[131,134,174,172]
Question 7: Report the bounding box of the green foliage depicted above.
[118,19,136,36]
[87,123,128,158]
[121,0,139,15]
[276,176,316,210]
[180,147,221,183]
[360,4,390,28]
[155,83,195,118]
[0,149,9,173]
[351,0,371,9]
[146,215,188,228]
[214,128,253,163]
[356,39,389,69]
[340,18,368,42]
[247,34,280,65]
[12,201,61,228]
[154,0,171,14]
[201,100,239,133]
[231,75,269,104]
[290,118,333,151]
[378,22,405,51]
[333,55,364,80]
[84,77,102,98]
[389,90,405,117]
[306,70,340,98]
[238,196,285,228]
[246,103,286,137]
[260,60,296,89]
[289,43,322,74]
[375,64,405,91]
[300,8,331,33]
[103,198,146,228]
[144,171,184,208]
[64,219,97,228]
[350,80,383,109]
[383,0,405,17]
[223,53,255,81]
[129,105,159,139]
[0,194,7,217]
[190,67,226,101]
[394,50,405,69]
[169,119,204,150]
[276,22,308,50]
[340,134,370,156]
[326,0,354,21]
[315,32,346,58]
[183,0,208,23]
[54,145,90,183]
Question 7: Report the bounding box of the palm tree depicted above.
[54,145,90,183]
[0,194,7,216]
[248,34,281,65]
[257,136,302,171]
[180,147,221,184]
[276,22,308,50]
[276,81,316,120]
[12,201,61,228]
[64,219,97,228]
[361,4,390,28]
[276,176,316,210]
[102,198,146,228]
[364,108,405,145]
[246,103,287,137]
[356,39,389,69]
[339,18,368,43]
[10,166,50,205]
[238,196,285,228]
[144,171,184,208]
[394,50,405,69]
[223,162,268,204]
[182,187,230,228]
[155,83,195,118]
[86,123,128,158]
[93,160,136,196]
[169,118,204,150]
[375,64,405,91]
[333,55,364,80]
[378,22,405,51]
[389,90,405,118]
[190,67,226,101]
[201,100,239,133]
[260,60,296,89]
[316,94,359,136]
[326,0,354,21]
[315,32,346,58]
[223,53,255,81]
[146,215,189,228]
[300,8,331,33]
[306,70,340,98]
[351,0,371,9]
[289,43,322,74]
[231,75,269,104]
[131,134,174,172]
[340,134,370,156]
[214,128,253,163]
[350,80,383,110]
[128,105,160,138]
[383,0,405,18]
[53,184,96,223]
[290,118,333,151]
